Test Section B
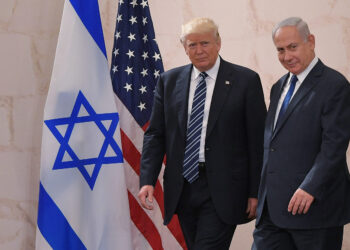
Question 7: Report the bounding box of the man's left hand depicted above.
[288,188,314,215]
[246,198,258,219]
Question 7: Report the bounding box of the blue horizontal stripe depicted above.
[37,182,87,250]
[69,0,106,57]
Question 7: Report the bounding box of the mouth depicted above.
[285,64,298,71]
[196,58,208,62]
[285,60,297,68]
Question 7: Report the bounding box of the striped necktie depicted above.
[183,72,208,183]
[276,74,298,126]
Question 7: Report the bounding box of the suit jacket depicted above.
[140,58,266,225]
[256,60,350,229]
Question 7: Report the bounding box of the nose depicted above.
[195,45,204,54]
[283,50,293,61]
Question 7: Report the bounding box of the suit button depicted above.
[270,148,275,152]
[205,147,210,151]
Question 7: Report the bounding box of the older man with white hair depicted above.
[253,17,350,250]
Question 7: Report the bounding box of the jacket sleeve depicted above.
[245,72,267,197]
[299,77,350,200]
[139,75,166,188]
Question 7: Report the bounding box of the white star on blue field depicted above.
[45,91,123,190]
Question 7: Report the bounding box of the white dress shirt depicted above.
[274,57,319,128]
[187,56,220,162]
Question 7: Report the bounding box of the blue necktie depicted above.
[276,74,298,126]
[183,72,208,183]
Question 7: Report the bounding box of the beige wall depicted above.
[0,0,349,249]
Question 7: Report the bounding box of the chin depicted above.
[285,67,300,75]
[196,65,209,71]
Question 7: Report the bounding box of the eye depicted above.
[287,43,298,51]
[277,48,284,54]
[188,43,196,49]
[200,41,210,47]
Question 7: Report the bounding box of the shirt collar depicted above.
[294,56,318,83]
[193,56,221,81]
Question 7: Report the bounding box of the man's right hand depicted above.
[138,185,155,210]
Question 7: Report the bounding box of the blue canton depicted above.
[110,0,164,127]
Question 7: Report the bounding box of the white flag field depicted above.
[35,0,133,249]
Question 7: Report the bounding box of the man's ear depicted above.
[216,37,222,52]
[308,34,315,50]
[183,44,189,56]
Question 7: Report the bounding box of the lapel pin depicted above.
[225,81,230,85]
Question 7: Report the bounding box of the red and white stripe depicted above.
[114,96,187,250]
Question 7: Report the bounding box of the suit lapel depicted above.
[272,61,324,139]
[175,64,192,136]
[206,59,234,137]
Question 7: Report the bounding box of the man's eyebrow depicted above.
[286,43,297,48]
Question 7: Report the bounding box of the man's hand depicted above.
[246,198,258,219]
[138,185,155,210]
[288,188,314,215]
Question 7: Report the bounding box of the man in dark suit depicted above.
[253,17,350,250]
[138,17,266,249]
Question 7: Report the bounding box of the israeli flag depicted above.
[35,0,133,249]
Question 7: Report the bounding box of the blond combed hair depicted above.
[180,17,220,44]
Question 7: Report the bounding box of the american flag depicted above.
[110,0,186,249]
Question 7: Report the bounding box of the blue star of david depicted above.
[44,91,123,190]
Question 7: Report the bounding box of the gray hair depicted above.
[180,17,220,44]
[272,17,310,41]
